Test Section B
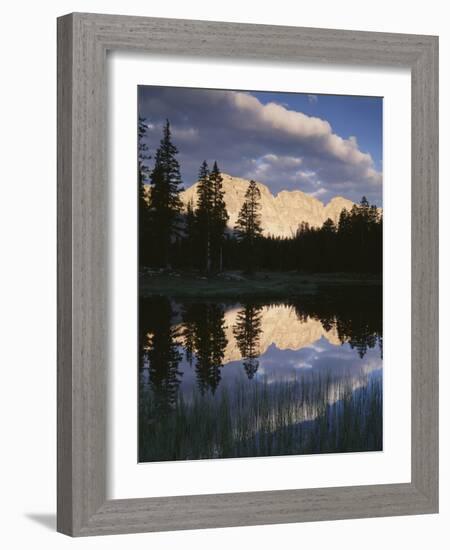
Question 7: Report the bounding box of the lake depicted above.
[139,288,382,462]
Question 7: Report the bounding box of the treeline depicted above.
[140,119,382,274]
[239,199,383,274]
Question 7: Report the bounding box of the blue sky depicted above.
[253,91,383,172]
[138,86,383,206]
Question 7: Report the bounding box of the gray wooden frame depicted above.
[57,12,438,537]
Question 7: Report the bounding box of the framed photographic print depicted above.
[57,13,438,536]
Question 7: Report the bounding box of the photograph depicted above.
[138,85,383,463]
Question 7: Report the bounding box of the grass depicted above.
[139,371,382,462]
[139,270,382,299]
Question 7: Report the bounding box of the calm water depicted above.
[139,290,382,462]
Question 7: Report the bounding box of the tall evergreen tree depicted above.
[195,161,212,272]
[138,116,151,185]
[234,179,262,273]
[195,161,229,272]
[360,195,370,210]
[138,117,152,266]
[209,162,229,272]
[322,218,336,233]
[183,199,197,268]
[149,120,183,268]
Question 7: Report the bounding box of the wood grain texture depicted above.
[410,36,439,506]
[57,12,439,536]
[57,13,73,536]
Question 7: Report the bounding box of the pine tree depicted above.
[209,162,229,272]
[320,218,337,271]
[138,117,152,266]
[138,116,151,185]
[360,195,370,210]
[338,208,350,233]
[195,161,229,273]
[357,196,371,269]
[149,120,183,268]
[234,179,262,273]
[195,161,212,272]
[322,218,336,233]
[184,199,197,268]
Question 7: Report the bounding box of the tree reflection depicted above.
[140,297,183,416]
[140,287,382,402]
[182,303,228,394]
[180,304,196,366]
[290,286,382,358]
[233,304,263,379]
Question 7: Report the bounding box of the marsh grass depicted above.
[139,370,382,462]
[139,271,381,299]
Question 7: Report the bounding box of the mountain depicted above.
[219,304,341,364]
[171,303,381,373]
[180,174,354,238]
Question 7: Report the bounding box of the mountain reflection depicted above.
[140,291,382,394]
[139,289,382,461]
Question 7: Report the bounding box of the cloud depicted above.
[138,87,382,205]
[171,127,199,142]
[308,94,319,104]
[310,188,328,198]
[243,154,323,194]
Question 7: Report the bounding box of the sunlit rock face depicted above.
[180,174,355,238]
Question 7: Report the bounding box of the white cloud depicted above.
[228,92,381,186]
[244,154,322,193]
[139,87,383,204]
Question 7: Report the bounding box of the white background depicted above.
[0,1,447,549]
[109,54,411,498]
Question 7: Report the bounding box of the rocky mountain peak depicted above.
[180,173,355,238]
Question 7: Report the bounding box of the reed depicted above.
[139,370,382,462]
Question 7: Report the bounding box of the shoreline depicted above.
[139,270,382,299]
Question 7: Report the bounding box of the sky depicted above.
[138,86,383,206]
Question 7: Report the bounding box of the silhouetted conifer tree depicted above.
[149,120,183,268]
[138,117,152,266]
[183,199,197,268]
[209,162,229,272]
[234,180,262,273]
[195,161,212,272]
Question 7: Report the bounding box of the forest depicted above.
[139,119,383,275]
